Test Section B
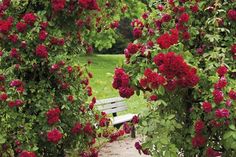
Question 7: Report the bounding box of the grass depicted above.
[78,54,146,115]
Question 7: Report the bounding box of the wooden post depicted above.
[131,124,136,138]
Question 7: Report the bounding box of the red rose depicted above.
[132,28,142,39]
[190,4,199,13]
[19,151,36,157]
[161,14,171,22]
[0,93,8,101]
[149,95,158,101]
[202,102,212,113]
[83,122,93,134]
[132,115,139,124]
[67,95,74,102]
[119,87,134,98]
[179,13,189,23]
[215,108,230,118]
[47,129,63,144]
[231,44,236,54]
[39,30,48,41]
[229,90,236,100]
[206,147,222,157]
[71,122,82,134]
[23,13,37,25]
[36,44,48,58]
[46,108,60,125]
[213,89,224,104]
[227,9,236,21]
[51,0,66,12]
[194,120,205,134]
[16,22,27,33]
[0,18,13,34]
[192,134,206,148]
[78,0,99,10]
[216,65,228,76]
[67,66,73,73]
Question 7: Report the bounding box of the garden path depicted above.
[99,136,150,157]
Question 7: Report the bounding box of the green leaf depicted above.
[0,135,6,144]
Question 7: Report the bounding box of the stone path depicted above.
[99,137,150,157]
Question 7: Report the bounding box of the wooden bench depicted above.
[95,97,136,138]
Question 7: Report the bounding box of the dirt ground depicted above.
[99,136,150,157]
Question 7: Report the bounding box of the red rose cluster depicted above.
[139,68,166,90]
[112,68,134,98]
[47,128,63,144]
[156,28,179,49]
[227,9,236,21]
[51,0,66,12]
[46,108,61,125]
[0,17,13,34]
[134,142,150,155]
[153,52,199,91]
[124,43,141,63]
[36,44,48,58]
[78,0,99,10]
[19,151,36,157]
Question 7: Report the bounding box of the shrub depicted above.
[0,0,125,156]
[113,0,236,156]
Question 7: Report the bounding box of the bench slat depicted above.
[95,97,125,105]
[97,102,126,111]
[112,114,136,125]
[102,106,128,114]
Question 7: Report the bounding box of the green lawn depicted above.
[78,54,146,115]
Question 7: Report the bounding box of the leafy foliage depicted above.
[113,0,236,156]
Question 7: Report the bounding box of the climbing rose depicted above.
[0,18,13,34]
[78,0,99,10]
[71,122,82,134]
[156,29,178,49]
[46,108,60,125]
[10,79,22,87]
[36,44,48,58]
[161,14,171,22]
[51,0,66,12]
[229,90,236,100]
[19,151,36,157]
[227,9,236,21]
[119,87,134,98]
[194,120,205,134]
[83,122,93,135]
[217,65,228,76]
[132,115,139,124]
[190,4,199,13]
[112,68,130,89]
[16,22,27,33]
[149,95,158,101]
[192,134,206,148]
[202,102,212,113]
[23,13,37,25]
[179,13,189,23]
[39,30,48,41]
[47,129,63,144]
[0,93,8,101]
[215,108,230,118]
[206,147,222,157]
[213,90,224,104]
[132,28,142,39]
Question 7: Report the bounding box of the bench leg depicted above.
[131,124,136,138]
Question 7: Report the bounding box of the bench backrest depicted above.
[95,97,127,115]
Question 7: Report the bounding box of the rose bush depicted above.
[113,0,236,156]
[0,0,128,156]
